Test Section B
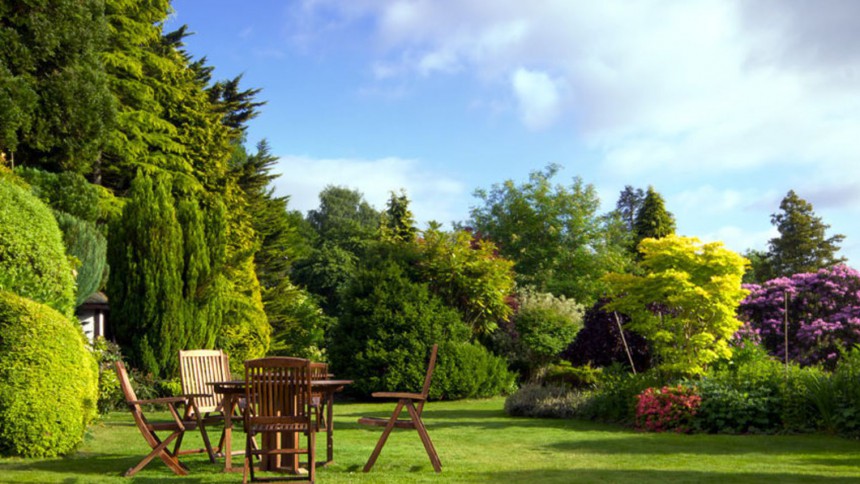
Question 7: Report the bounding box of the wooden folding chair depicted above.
[309,362,329,432]
[243,357,317,484]
[179,349,234,455]
[115,361,215,477]
[358,344,441,473]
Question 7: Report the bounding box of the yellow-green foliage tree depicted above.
[604,235,748,376]
[416,228,515,336]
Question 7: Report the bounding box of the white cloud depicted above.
[511,68,562,130]
[699,225,778,255]
[271,155,467,227]
[294,0,860,179]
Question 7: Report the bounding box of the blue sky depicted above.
[166,0,860,264]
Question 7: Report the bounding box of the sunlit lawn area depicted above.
[2,397,859,483]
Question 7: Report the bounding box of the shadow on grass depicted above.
[338,408,627,433]
[545,435,860,458]
[0,453,225,482]
[486,469,860,483]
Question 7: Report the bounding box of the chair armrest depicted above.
[128,396,190,406]
[370,391,426,401]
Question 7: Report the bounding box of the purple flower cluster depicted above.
[738,264,860,367]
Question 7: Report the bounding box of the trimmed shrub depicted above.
[432,341,516,400]
[0,178,75,316]
[0,291,98,457]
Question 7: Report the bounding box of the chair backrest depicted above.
[310,362,329,380]
[115,361,151,432]
[179,349,230,414]
[116,360,138,403]
[244,357,313,428]
[417,344,439,414]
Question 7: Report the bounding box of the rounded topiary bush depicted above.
[0,178,75,316]
[0,291,98,457]
[432,341,515,400]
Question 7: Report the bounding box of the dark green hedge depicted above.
[0,291,98,457]
[329,258,514,399]
[0,178,75,316]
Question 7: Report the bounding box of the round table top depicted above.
[208,379,353,393]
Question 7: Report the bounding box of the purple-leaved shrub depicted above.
[738,264,860,367]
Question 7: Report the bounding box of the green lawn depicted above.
[2,397,859,483]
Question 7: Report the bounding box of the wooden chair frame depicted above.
[179,349,234,455]
[115,361,215,477]
[309,362,329,432]
[358,344,441,473]
[243,357,317,484]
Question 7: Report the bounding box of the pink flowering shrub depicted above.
[635,385,701,433]
[738,264,860,367]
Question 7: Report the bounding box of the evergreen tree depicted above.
[633,186,675,248]
[381,189,418,243]
[0,0,114,172]
[234,140,328,359]
[107,173,183,377]
[176,194,227,350]
[766,190,845,277]
[615,185,645,232]
[53,212,108,307]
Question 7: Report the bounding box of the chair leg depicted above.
[406,401,442,472]
[243,431,253,484]
[363,400,405,472]
[125,431,186,477]
[308,430,316,483]
[196,416,216,463]
[171,432,189,470]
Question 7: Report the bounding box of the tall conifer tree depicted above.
[633,186,675,249]
[107,173,183,377]
[766,190,845,277]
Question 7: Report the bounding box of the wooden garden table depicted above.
[208,379,351,472]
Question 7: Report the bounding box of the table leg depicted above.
[326,389,334,464]
[223,394,235,472]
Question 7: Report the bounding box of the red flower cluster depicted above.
[635,385,701,433]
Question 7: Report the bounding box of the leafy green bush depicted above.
[504,384,592,418]
[0,291,98,457]
[15,167,100,222]
[544,361,602,389]
[690,344,784,434]
[433,341,516,400]
[579,366,665,424]
[0,177,75,316]
[814,345,860,436]
[329,258,477,399]
[513,289,584,381]
[91,337,124,414]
